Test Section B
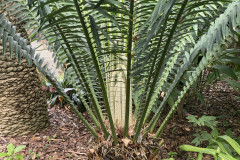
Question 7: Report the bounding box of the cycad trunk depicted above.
[0,1,49,136]
[107,55,132,128]
[0,54,49,136]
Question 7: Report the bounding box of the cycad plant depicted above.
[1,0,240,145]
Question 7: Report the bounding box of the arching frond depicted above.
[1,0,239,146]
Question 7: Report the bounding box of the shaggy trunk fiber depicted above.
[0,1,49,136]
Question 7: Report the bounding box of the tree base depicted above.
[87,136,170,160]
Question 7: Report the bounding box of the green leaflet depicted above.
[149,1,240,138]
[0,13,99,141]
[2,0,240,147]
[219,135,240,156]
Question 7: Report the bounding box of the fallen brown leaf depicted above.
[122,138,132,147]
[128,128,135,137]
[89,148,95,154]
[49,139,63,141]
[58,127,68,131]
[30,136,35,143]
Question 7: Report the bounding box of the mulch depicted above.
[0,107,91,159]
[0,80,239,160]
[160,80,240,159]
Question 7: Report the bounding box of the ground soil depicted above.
[160,80,240,159]
[0,106,91,160]
[0,80,239,160]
